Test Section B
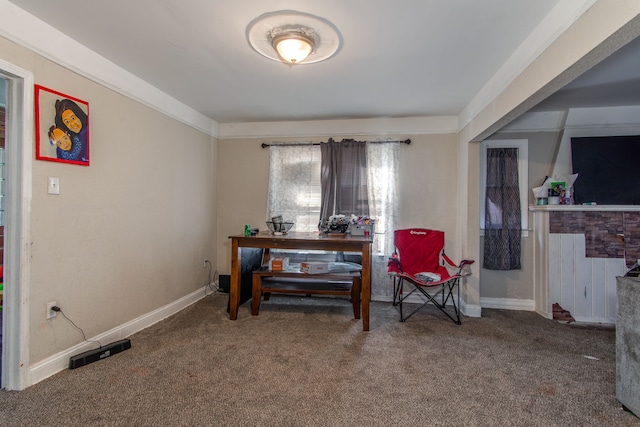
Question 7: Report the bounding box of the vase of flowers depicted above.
[319,214,376,234]
[318,215,351,234]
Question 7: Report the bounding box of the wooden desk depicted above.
[229,231,373,331]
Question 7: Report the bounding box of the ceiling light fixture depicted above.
[271,27,315,64]
[247,11,341,65]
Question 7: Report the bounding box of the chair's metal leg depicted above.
[455,278,461,324]
[400,285,438,322]
[396,278,418,322]
[392,276,399,306]
[443,278,461,325]
[393,276,463,325]
[398,278,404,321]
[396,279,463,325]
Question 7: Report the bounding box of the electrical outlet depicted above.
[204,259,209,268]
[46,301,58,319]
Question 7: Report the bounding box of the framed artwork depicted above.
[35,84,90,166]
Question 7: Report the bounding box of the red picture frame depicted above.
[35,84,90,166]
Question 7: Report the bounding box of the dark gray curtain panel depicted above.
[484,147,522,270]
[320,138,369,222]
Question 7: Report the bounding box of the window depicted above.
[480,139,528,237]
[266,144,321,232]
[266,141,400,297]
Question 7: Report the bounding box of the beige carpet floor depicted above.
[0,291,638,426]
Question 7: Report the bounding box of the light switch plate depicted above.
[48,177,60,194]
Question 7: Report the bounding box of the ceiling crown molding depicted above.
[0,0,218,137]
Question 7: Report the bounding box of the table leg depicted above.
[229,238,240,320]
[351,276,361,320]
[361,243,371,331]
[251,273,262,316]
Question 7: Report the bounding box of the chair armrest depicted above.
[442,254,475,275]
[458,260,475,276]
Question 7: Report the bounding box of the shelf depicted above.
[529,204,640,212]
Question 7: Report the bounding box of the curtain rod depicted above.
[261,139,411,148]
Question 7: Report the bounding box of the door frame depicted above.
[0,58,33,391]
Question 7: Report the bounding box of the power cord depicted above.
[204,260,220,295]
[52,306,102,349]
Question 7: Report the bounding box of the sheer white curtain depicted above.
[266,144,321,232]
[367,142,400,298]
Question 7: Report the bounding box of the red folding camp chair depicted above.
[388,228,474,324]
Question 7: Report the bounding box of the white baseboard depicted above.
[371,295,394,303]
[29,287,207,387]
[372,294,482,318]
[461,301,482,318]
[480,297,536,311]
[498,301,615,324]
[573,315,615,325]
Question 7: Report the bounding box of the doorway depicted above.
[0,60,33,391]
[0,77,6,384]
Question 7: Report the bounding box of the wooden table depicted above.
[229,231,373,331]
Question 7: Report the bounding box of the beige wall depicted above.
[216,134,460,293]
[0,36,217,364]
[216,137,271,270]
[397,134,459,236]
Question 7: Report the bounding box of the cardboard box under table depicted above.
[252,266,362,320]
[269,257,290,271]
[300,261,329,274]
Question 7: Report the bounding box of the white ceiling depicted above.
[531,34,640,112]
[7,0,639,124]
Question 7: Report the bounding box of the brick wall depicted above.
[550,210,640,268]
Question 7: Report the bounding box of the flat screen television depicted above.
[571,135,640,205]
